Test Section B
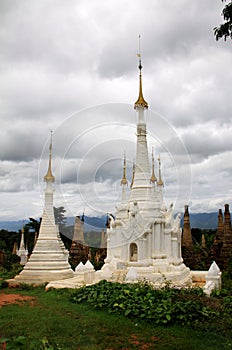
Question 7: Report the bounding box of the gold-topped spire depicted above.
[121,152,128,186]
[134,35,148,110]
[157,155,164,186]
[44,131,55,182]
[150,147,157,183]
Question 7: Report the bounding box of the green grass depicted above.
[0,286,232,350]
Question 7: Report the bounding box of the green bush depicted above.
[70,280,215,325]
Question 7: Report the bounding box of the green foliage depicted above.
[84,231,102,247]
[71,280,216,326]
[211,288,230,298]
[1,286,231,350]
[222,266,232,293]
[203,229,216,250]
[0,279,8,289]
[0,265,23,288]
[16,283,39,291]
[53,206,66,227]
[214,0,232,41]
[0,336,54,350]
[0,229,20,254]
[25,217,41,233]
[223,295,232,309]
[191,228,202,245]
[53,207,73,250]
[24,218,41,253]
[2,253,21,271]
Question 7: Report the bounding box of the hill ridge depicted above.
[0,212,219,232]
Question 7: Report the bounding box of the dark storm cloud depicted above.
[0,121,48,162]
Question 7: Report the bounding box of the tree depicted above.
[53,206,67,227]
[25,217,41,234]
[24,218,42,253]
[214,0,232,40]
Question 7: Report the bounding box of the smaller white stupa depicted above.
[8,133,74,285]
[17,227,28,265]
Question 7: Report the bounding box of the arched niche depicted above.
[130,243,138,262]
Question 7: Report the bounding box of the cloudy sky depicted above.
[0,0,231,221]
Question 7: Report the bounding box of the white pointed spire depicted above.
[157,155,164,186]
[130,45,151,205]
[121,152,128,186]
[44,131,55,182]
[134,35,148,110]
[150,147,157,183]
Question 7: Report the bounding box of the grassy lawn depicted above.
[0,286,231,350]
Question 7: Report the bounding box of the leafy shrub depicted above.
[70,280,214,325]
[0,279,8,289]
[16,283,37,290]
[223,296,232,312]
[211,288,230,298]
[222,271,232,293]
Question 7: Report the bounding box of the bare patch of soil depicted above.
[0,292,36,307]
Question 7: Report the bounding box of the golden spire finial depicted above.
[130,162,135,188]
[134,35,148,110]
[121,152,128,186]
[44,131,55,182]
[157,155,164,186]
[150,147,157,183]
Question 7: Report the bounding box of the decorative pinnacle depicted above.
[130,162,135,188]
[184,205,189,215]
[157,155,164,186]
[134,35,148,110]
[150,147,157,183]
[44,131,55,182]
[121,152,128,186]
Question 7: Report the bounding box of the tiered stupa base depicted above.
[7,255,74,286]
[94,259,191,287]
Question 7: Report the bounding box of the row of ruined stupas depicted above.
[182,204,232,271]
[15,202,232,273]
[8,59,230,287]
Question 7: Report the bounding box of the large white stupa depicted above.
[46,59,220,291]
[96,58,191,286]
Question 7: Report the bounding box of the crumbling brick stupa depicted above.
[210,204,232,271]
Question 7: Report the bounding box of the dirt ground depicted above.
[0,292,36,307]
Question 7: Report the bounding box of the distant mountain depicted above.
[0,215,107,232]
[0,213,218,232]
[187,212,218,229]
[0,220,26,232]
[66,215,107,232]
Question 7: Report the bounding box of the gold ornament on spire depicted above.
[150,148,157,183]
[121,152,128,186]
[44,131,55,182]
[157,155,164,186]
[134,35,148,110]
